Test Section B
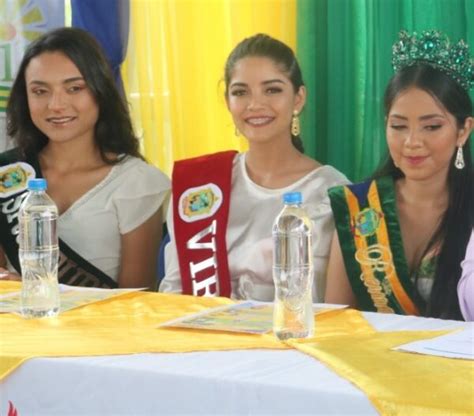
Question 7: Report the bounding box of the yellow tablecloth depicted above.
[289,326,474,415]
[2,282,472,415]
[0,283,369,381]
[0,285,271,380]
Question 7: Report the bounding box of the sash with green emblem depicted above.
[0,149,117,289]
[328,176,423,315]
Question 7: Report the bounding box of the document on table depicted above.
[0,284,141,314]
[395,327,474,360]
[158,301,347,335]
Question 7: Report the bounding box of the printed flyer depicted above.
[0,285,140,314]
[159,301,346,334]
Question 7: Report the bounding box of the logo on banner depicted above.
[351,208,383,237]
[0,162,35,197]
[178,183,223,223]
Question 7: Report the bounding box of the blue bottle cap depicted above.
[27,178,47,191]
[283,192,302,204]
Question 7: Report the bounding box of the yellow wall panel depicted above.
[123,0,296,175]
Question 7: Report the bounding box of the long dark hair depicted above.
[374,63,473,320]
[6,27,142,163]
[223,33,305,153]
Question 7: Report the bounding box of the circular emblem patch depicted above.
[0,162,35,198]
[178,183,223,223]
[352,208,383,237]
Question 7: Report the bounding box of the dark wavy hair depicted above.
[373,63,473,320]
[6,27,142,163]
[223,33,305,153]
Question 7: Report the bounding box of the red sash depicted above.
[172,151,237,297]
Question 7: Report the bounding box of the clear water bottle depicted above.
[19,178,60,318]
[272,191,314,340]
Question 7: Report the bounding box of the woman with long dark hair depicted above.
[325,30,473,320]
[160,34,348,300]
[0,28,170,289]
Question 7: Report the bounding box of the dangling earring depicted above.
[291,111,300,136]
[455,146,465,169]
[234,126,240,137]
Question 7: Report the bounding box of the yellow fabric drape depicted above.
[122,0,296,175]
[3,282,471,415]
[0,281,20,294]
[289,330,474,415]
[0,286,282,380]
[0,282,369,382]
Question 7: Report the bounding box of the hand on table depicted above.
[0,267,21,281]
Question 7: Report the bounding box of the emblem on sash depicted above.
[352,208,383,237]
[0,162,35,197]
[329,178,421,315]
[178,183,223,223]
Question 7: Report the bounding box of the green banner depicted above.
[297,0,474,181]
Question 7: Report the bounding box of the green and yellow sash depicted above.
[329,177,423,315]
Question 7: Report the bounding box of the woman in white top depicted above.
[0,28,170,289]
[160,34,348,301]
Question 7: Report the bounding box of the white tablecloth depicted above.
[0,312,469,415]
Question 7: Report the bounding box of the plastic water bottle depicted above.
[18,178,60,318]
[272,191,314,340]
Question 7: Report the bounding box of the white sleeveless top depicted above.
[161,153,349,301]
[58,156,170,281]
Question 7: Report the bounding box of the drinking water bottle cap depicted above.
[283,192,302,204]
[27,178,47,191]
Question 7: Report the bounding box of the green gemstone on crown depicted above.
[392,30,474,91]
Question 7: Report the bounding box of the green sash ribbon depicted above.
[329,176,423,315]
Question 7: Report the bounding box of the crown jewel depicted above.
[392,30,474,90]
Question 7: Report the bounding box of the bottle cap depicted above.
[283,192,302,204]
[27,178,47,191]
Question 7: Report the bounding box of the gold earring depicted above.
[234,127,240,137]
[455,146,465,169]
[291,111,300,136]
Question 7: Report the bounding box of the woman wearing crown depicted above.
[325,30,473,320]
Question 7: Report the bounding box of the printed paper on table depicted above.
[0,285,140,314]
[159,301,347,335]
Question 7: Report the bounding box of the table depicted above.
[1,310,470,416]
